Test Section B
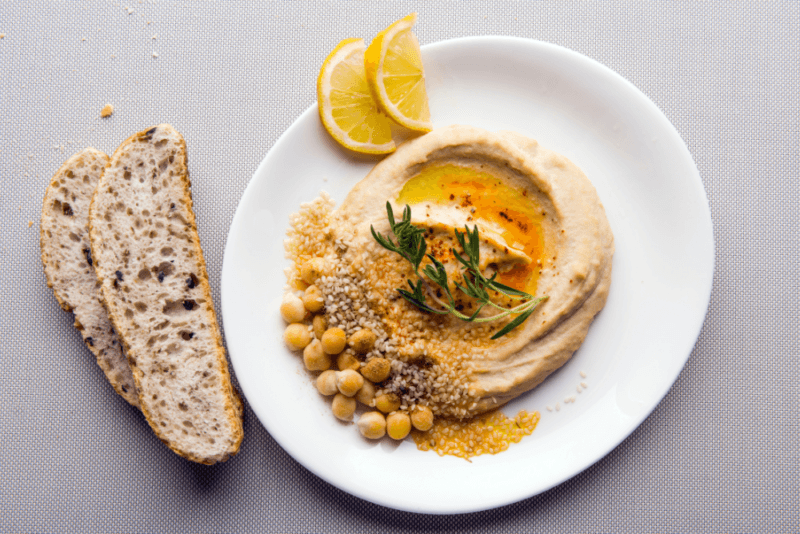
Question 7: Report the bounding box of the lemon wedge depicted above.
[365,13,432,133]
[317,38,396,155]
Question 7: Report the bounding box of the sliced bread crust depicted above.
[40,148,140,408]
[88,125,243,464]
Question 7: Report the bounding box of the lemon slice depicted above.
[317,37,396,155]
[365,13,432,133]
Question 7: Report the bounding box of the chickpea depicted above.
[348,328,376,355]
[300,257,326,284]
[355,380,376,406]
[320,328,346,355]
[279,293,306,323]
[410,405,434,431]
[336,369,364,397]
[357,411,386,439]
[291,278,309,291]
[303,340,331,371]
[331,393,356,421]
[316,370,338,396]
[302,285,324,313]
[386,412,411,440]
[283,323,311,351]
[337,352,360,372]
[312,315,328,340]
[374,393,401,413]
[361,357,391,383]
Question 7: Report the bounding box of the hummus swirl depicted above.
[332,125,614,414]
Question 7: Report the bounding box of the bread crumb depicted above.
[125,6,134,14]
[101,104,114,118]
[152,35,157,40]
[81,37,87,42]
[28,221,33,228]
[0,34,5,39]
[152,51,158,58]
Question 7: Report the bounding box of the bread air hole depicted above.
[138,268,151,281]
[55,200,74,217]
[163,299,196,316]
[155,261,174,282]
[134,302,147,313]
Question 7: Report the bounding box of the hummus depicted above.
[328,125,614,415]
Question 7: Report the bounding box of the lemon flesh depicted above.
[365,13,432,133]
[317,38,396,154]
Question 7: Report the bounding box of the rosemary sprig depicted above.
[370,202,547,339]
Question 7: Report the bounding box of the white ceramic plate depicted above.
[221,37,713,514]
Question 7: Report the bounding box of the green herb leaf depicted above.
[371,203,547,339]
[487,279,531,298]
[490,305,537,340]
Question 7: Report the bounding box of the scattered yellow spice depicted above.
[413,409,540,460]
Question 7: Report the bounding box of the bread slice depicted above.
[88,125,243,464]
[40,148,140,408]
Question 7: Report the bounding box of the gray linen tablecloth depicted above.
[1,1,798,532]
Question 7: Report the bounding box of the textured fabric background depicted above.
[1,1,798,532]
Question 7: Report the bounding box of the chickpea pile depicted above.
[280,258,436,442]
